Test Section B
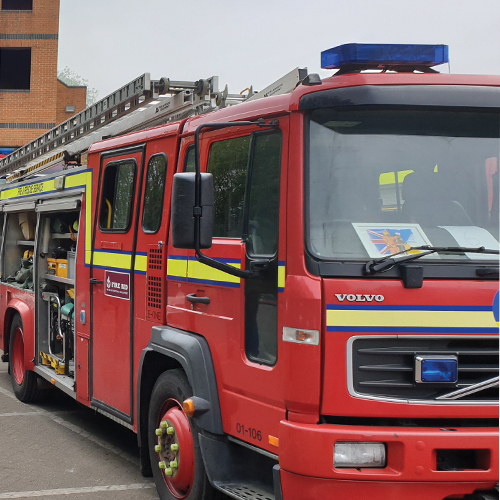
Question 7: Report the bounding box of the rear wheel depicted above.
[9,314,39,403]
[148,369,219,500]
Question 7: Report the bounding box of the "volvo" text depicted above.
[335,294,384,302]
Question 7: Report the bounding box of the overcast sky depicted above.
[58,0,500,101]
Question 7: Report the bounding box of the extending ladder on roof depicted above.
[0,67,306,184]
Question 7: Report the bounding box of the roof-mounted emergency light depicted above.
[321,43,449,74]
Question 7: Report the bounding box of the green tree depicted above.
[57,66,99,106]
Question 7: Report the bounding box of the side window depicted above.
[99,161,136,231]
[246,132,282,256]
[207,136,251,238]
[184,146,196,172]
[244,131,282,366]
[142,154,167,233]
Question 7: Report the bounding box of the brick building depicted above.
[0,0,86,152]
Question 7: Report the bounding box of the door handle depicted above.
[89,278,103,285]
[249,259,271,274]
[186,293,210,305]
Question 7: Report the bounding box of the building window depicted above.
[1,0,32,10]
[0,48,31,90]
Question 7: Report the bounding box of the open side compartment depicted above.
[35,197,81,391]
[2,206,36,291]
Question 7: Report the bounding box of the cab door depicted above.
[90,147,144,421]
[169,121,288,453]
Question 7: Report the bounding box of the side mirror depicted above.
[171,172,214,249]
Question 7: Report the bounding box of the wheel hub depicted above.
[155,404,195,497]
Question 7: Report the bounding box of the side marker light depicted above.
[269,436,279,447]
[183,398,196,417]
[283,327,319,345]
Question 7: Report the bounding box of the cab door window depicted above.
[99,160,136,231]
[206,130,282,365]
[246,133,282,256]
[207,135,251,238]
[244,132,282,364]
[183,146,196,173]
[142,154,167,233]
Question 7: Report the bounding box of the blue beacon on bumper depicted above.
[415,356,458,383]
[321,43,449,70]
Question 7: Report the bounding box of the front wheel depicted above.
[148,369,219,500]
[9,314,39,403]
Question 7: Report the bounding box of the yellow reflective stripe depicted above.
[188,259,240,285]
[278,263,285,290]
[0,170,92,264]
[167,258,188,278]
[327,310,497,329]
[135,254,147,273]
[65,171,92,265]
[85,172,92,264]
[0,170,89,201]
[91,252,147,273]
[93,251,131,270]
[0,179,55,200]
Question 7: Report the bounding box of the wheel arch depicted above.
[137,326,223,448]
[3,299,35,370]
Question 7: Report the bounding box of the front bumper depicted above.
[279,420,498,500]
[280,472,497,500]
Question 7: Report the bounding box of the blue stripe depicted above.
[168,255,187,261]
[327,304,492,312]
[187,256,241,265]
[279,261,285,266]
[188,277,240,288]
[167,275,187,282]
[92,264,131,273]
[278,287,284,293]
[135,270,147,275]
[94,249,132,255]
[327,326,499,334]
[136,252,147,256]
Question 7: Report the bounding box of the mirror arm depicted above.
[193,119,278,280]
[195,249,255,279]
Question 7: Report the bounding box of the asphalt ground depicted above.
[0,350,158,499]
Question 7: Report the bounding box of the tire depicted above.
[9,314,39,403]
[148,369,220,500]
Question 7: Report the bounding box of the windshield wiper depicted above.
[364,246,499,275]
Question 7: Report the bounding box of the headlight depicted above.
[334,442,386,468]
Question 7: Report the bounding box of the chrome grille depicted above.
[350,336,499,403]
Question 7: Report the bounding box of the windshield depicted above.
[307,108,500,263]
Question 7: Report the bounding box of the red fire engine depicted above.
[0,44,498,500]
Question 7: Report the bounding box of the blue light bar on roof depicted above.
[321,43,449,70]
